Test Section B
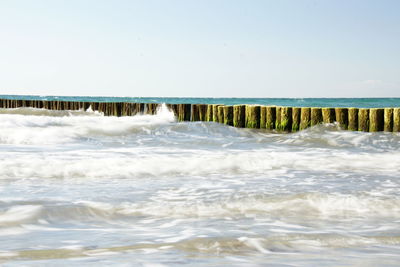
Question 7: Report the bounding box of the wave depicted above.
[2,193,400,226]
[0,107,103,117]
[83,192,400,219]
[1,233,400,261]
[0,105,399,152]
[1,147,399,179]
[0,104,176,145]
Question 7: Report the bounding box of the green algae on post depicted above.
[292,107,300,132]
[310,108,323,126]
[233,105,246,128]
[212,104,221,122]
[266,106,276,130]
[393,108,400,132]
[369,108,384,132]
[348,108,359,131]
[384,108,393,132]
[206,105,213,121]
[335,108,348,130]
[275,106,282,131]
[245,105,260,128]
[260,106,267,129]
[322,108,335,123]
[198,104,207,121]
[178,104,191,122]
[191,104,200,121]
[300,108,311,130]
[223,106,234,126]
[217,106,225,124]
[279,107,292,132]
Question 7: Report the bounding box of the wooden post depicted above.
[384,108,393,132]
[358,108,369,132]
[198,104,207,121]
[348,108,359,131]
[223,106,233,126]
[260,106,267,129]
[369,108,384,132]
[335,108,348,130]
[279,107,292,132]
[245,105,260,128]
[300,107,311,130]
[233,105,246,128]
[206,105,213,121]
[217,106,225,124]
[322,108,335,123]
[191,104,200,121]
[266,107,276,130]
[393,108,400,132]
[212,104,221,122]
[311,108,323,126]
[178,104,191,121]
[275,107,282,131]
[292,107,300,132]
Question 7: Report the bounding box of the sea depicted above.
[0,96,399,266]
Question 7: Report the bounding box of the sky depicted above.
[0,0,399,98]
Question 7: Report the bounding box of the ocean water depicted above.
[1,95,400,108]
[0,103,400,266]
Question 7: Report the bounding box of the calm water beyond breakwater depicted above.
[0,96,399,266]
[2,95,400,107]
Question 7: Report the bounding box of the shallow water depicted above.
[0,105,399,266]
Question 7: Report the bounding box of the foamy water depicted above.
[0,105,399,266]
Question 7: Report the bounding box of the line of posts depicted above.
[0,99,399,132]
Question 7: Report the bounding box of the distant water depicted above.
[1,94,400,108]
[0,104,399,266]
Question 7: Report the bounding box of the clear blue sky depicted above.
[0,0,399,97]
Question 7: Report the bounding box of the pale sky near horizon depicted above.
[0,0,399,97]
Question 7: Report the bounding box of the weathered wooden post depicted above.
[369,108,384,132]
[300,107,311,130]
[279,107,292,132]
[206,105,213,121]
[358,108,369,132]
[198,104,207,121]
[311,108,323,126]
[178,104,191,121]
[322,108,335,123]
[260,106,267,129]
[116,102,123,116]
[335,108,348,130]
[348,108,359,131]
[223,106,234,126]
[393,108,400,132]
[275,106,282,131]
[266,106,276,130]
[245,105,260,128]
[150,103,159,115]
[384,108,393,132]
[233,105,246,128]
[217,106,225,124]
[292,107,300,132]
[212,104,221,122]
[191,104,200,121]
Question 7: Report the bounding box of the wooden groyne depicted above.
[0,99,399,133]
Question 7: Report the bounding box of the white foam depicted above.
[66,193,400,220]
[1,148,398,179]
[0,104,175,145]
